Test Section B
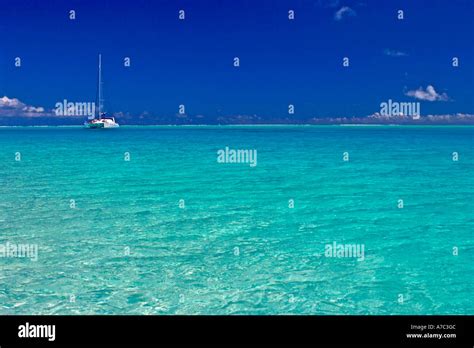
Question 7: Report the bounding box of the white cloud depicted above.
[0,96,51,117]
[405,85,449,102]
[0,96,22,108]
[334,6,356,21]
[384,49,407,57]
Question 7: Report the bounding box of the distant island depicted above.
[1,113,473,126]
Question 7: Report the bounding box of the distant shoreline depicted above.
[2,115,474,127]
[1,124,473,128]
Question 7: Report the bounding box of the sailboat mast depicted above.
[97,54,102,118]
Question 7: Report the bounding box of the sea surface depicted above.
[0,126,473,314]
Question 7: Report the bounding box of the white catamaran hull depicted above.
[103,122,119,128]
[84,119,119,129]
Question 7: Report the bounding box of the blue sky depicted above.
[0,0,473,122]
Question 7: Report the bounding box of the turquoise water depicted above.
[0,126,473,315]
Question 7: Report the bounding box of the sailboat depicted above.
[84,54,119,129]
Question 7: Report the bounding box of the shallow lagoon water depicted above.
[0,126,472,314]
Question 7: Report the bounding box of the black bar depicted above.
[0,315,472,346]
